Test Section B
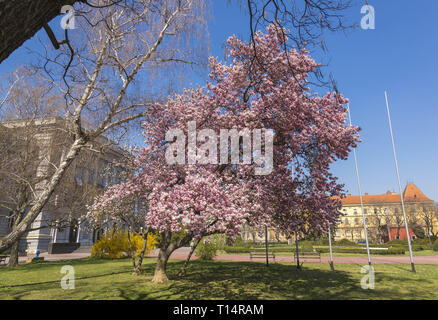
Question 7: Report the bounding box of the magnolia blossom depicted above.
[91,24,360,244]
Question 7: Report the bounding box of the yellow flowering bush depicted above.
[91,229,157,259]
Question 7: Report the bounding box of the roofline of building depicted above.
[0,116,131,158]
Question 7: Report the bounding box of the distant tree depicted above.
[410,222,425,239]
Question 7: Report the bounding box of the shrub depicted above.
[433,239,438,252]
[209,234,228,249]
[385,239,408,246]
[413,238,431,245]
[195,238,218,260]
[91,229,157,259]
[410,222,425,239]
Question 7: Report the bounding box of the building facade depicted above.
[334,184,438,243]
[240,183,437,244]
[0,117,126,253]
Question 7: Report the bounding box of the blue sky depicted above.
[1,0,437,201]
[207,0,438,202]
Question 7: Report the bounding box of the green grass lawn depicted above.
[1,257,438,300]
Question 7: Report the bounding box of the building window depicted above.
[354,209,358,215]
[364,209,368,215]
[345,218,349,225]
[7,215,14,230]
[75,176,83,186]
[354,218,359,225]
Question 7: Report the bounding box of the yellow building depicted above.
[241,183,437,244]
[334,184,438,243]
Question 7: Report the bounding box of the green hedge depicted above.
[315,247,405,255]
[381,244,430,251]
[223,247,296,254]
[224,246,406,255]
[223,247,251,254]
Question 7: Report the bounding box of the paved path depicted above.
[148,247,438,265]
[6,248,437,265]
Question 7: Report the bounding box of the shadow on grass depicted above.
[128,260,365,300]
[138,260,437,300]
[2,258,435,300]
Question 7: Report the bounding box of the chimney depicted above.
[365,193,369,195]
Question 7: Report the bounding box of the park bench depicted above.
[0,255,9,265]
[249,252,276,262]
[293,251,321,263]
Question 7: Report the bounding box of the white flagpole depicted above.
[384,91,416,273]
[347,104,372,266]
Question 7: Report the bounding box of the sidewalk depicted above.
[15,252,91,264]
[148,247,438,265]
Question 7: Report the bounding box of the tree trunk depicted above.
[178,237,201,277]
[151,231,193,283]
[152,247,171,283]
[7,240,19,267]
[133,231,149,275]
[126,230,137,272]
[6,209,24,267]
[0,137,86,252]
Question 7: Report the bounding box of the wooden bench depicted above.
[0,255,9,265]
[249,252,276,262]
[293,251,321,263]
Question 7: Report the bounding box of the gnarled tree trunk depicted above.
[152,247,172,283]
[152,230,193,283]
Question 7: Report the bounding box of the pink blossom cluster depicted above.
[91,25,360,239]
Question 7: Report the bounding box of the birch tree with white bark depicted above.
[0,0,209,253]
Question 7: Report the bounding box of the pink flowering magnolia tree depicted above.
[91,25,360,283]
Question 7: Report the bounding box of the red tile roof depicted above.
[335,184,433,205]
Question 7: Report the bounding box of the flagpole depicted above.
[347,104,372,267]
[384,91,416,273]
